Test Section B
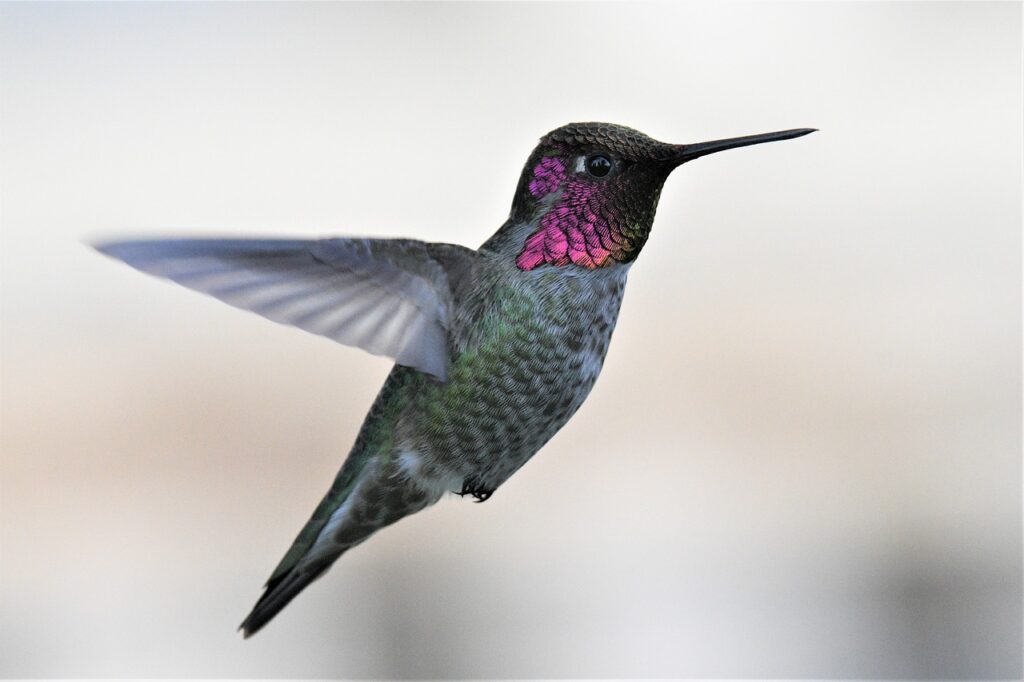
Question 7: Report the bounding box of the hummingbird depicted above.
[95,122,814,637]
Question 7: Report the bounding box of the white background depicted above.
[1,2,1020,677]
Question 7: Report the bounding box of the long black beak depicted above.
[673,128,816,165]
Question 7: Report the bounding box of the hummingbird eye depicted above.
[585,154,613,178]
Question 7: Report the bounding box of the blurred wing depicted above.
[95,237,476,380]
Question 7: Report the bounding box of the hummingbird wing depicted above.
[95,238,476,380]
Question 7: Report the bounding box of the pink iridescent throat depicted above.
[516,157,631,271]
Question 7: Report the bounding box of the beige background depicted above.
[1,2,1020,678]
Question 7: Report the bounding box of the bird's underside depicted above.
[238,256,628,636]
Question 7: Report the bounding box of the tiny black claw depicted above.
[457,478,495,502]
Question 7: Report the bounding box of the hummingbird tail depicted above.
[239,559,333,638]
[239,451,372,638]
[239,444,447,637]
[238,557,327,634]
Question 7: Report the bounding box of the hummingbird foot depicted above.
[457,478,495,503]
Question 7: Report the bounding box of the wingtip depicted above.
[89,237,142,263]
[89,238,119,257]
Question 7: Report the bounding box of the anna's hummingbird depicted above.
[96,122,814,637]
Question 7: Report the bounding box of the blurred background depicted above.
[1,2,1020,678]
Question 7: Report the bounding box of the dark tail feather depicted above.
[239,562,331,638]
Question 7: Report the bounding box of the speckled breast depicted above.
[400,262,629,490]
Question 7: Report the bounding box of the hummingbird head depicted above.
[502,122,815,271]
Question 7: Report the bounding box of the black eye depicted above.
[586,154,613,178]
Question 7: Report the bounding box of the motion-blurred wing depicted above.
[95,237,475,380]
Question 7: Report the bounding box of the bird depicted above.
[95,122,814,637]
